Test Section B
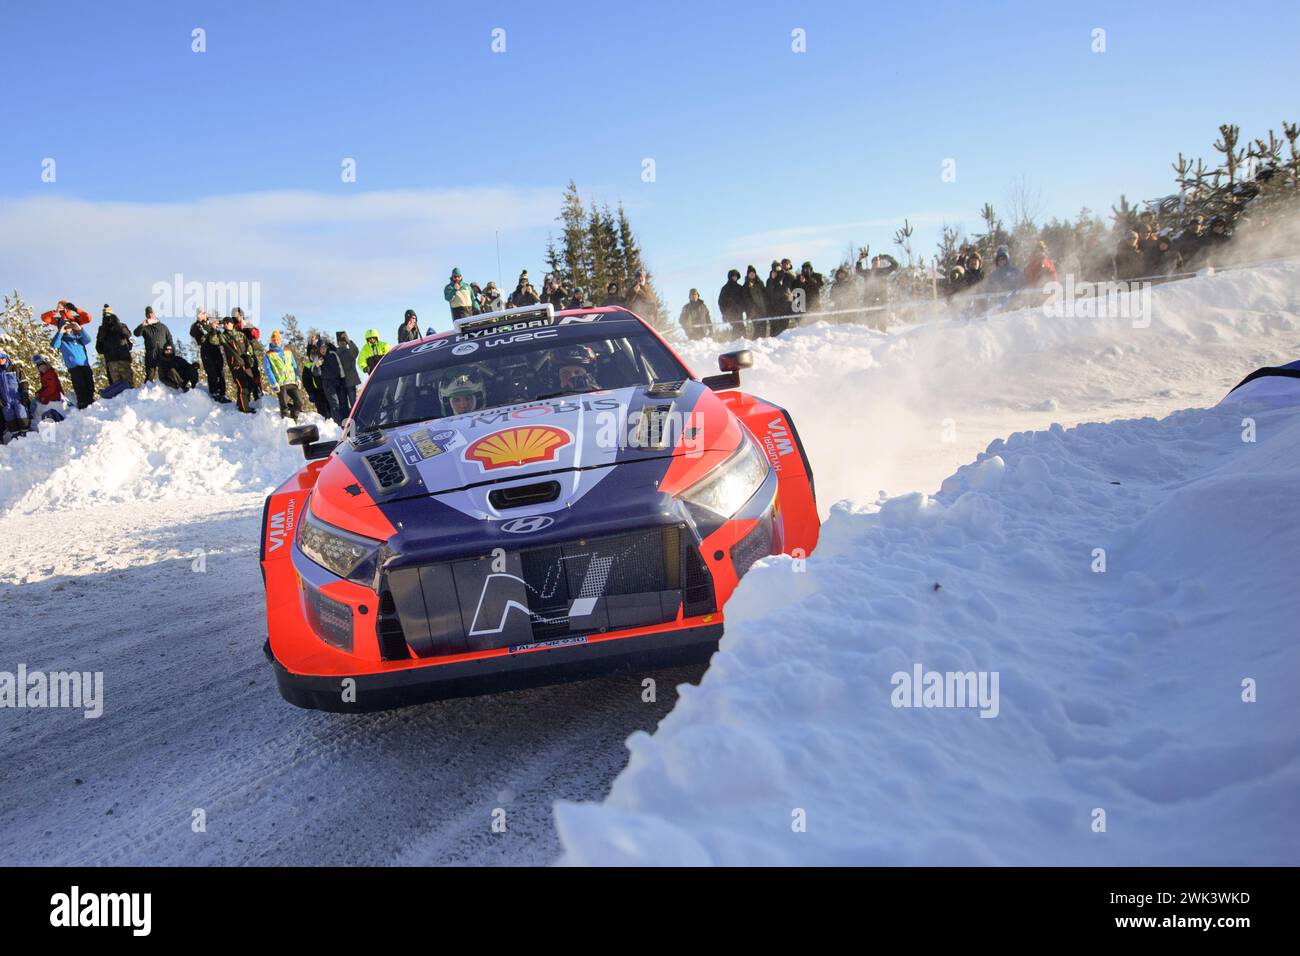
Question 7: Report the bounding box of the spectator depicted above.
[856,252,898,310]
[1114,230,1145,281]
[828,266,859,313]
[213,315,258,413]
[743,265,767,332]
[359,329,390,374]
[397,309,422,343]
[31,354,67,424]
[601,281,625,307]
[300,333,328,414]
[480,282,503,311]
[444,267,479,320]
[40,300,93,328]
[133,305,174,382]
[157,344,200,392]
[231,310,264,401]
[797,261,825,315]
[543,275,568,310]
[314,338,351,425]
[963,250,984,286]
[986,245,1022,292]
[625,272,660,326]
[335,331,361,405]
[1176,215,1208,268]
[718,269,748,337]
[50,316,95,409]
[189,309,227,402]
[1144,231,1181,275]
[96,304,135,388]
[679,289,713,340]
[566,286,588,310]
[1022,240,1058,288]
[507,271,537,308]
[263,331,306,421]
[0,352,31,441]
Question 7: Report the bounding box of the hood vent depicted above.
[366,450,408,490]
[646,380,686,398]
[489,480,562,510]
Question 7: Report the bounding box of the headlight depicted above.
[296,504,384,586]
[677,438,770,537]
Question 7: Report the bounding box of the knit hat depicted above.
[451,267,463,278]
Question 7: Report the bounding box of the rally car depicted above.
[260,304,819,711]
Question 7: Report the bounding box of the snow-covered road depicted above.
[2,263,1298,865]
[0,497,703,864]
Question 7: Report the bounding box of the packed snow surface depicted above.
[2,263,1298,865]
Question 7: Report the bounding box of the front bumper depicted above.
[266,621,722,712]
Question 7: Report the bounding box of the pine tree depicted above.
[280,313,306,355]
[0,290,54,396]
[616,203,644,285]
[558,180,588,289]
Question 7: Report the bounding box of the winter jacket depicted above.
[743,276,767,318]
[359,331,389,374]
[397,321,422,343]
[50,327,93,369]
[318,346,347,391]
[40,304,92,327]
[263,345,300,387]
[212,328,256,374]
[626,286,658,322]
[444,279,479,313]
[1023,254,1058,288]
[336,335,362,386]
[0,361,29,425]
[764,272,797,316]
[507,288,541,308]
[96,314,134,361]
[133,319,175,367]
[158,353,200,391]
[797,270,825,312]
[987,261,1023,292]
[37,367,64,404]
[717,279,746,322]
[679,300,713,335]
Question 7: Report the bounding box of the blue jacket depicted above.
[263,344,299,386]
[51,327,92,369]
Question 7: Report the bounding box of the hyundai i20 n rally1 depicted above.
[260,304,819,711]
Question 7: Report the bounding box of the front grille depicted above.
[376,589,410,659]
[387,525,716,658]
[366,450,406,489]
[731,511,775,580]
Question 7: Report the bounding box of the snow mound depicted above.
[556,396,1300,865]
[0,386,338,517]
[676,262,1300,510]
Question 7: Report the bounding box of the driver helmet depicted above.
[550,345,599,391]
[439,367,485,415]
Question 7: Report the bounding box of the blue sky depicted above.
[2,0,1297,343]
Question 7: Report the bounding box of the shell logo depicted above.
[464,425,572,471]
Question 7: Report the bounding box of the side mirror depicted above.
[703,350,753,391]
[287,424,319,447]
[718,350,753,373]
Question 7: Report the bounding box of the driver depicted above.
[546,345,600,393]
[439,367,486,415]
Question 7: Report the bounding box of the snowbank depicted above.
[555,395,1300,865]
[677,262,1300,511]
[0,385,337,517]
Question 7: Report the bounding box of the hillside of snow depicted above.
[555,392,1300,865]
[0,386,337,518]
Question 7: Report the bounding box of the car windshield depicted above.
[350,324,691,431]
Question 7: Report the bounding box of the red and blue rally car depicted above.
[260,304,819,710]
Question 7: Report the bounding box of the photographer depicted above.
[189,309,228,402]
[96,304,135,387]
[50,317,96,408]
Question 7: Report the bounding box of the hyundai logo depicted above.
[500,515,555,534]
